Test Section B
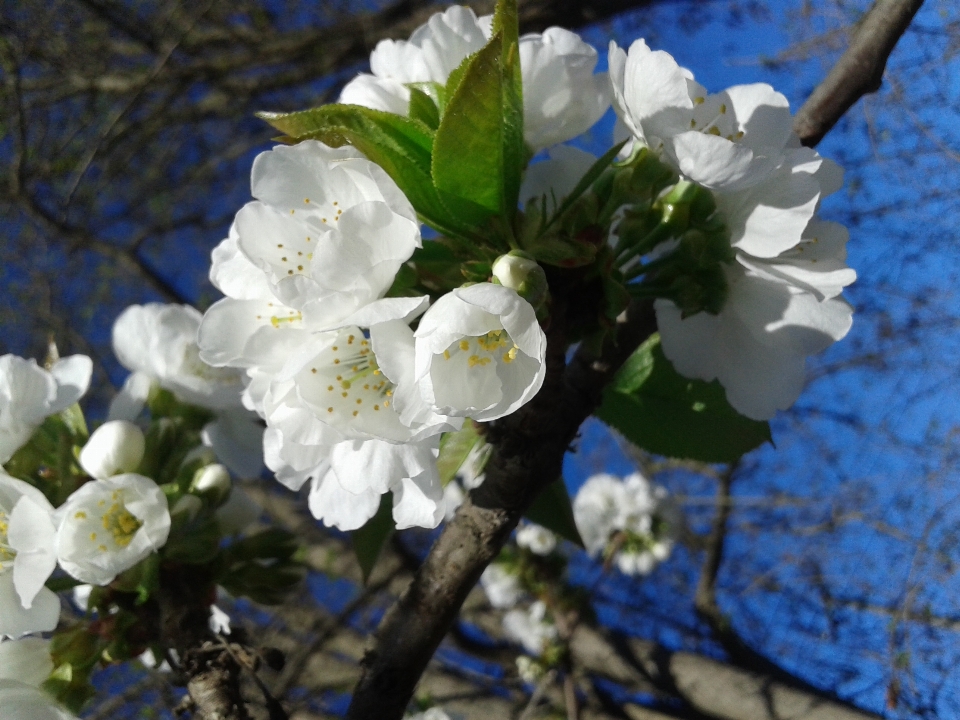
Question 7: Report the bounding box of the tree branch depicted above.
[345,298,657,720]
[793,0,925,147]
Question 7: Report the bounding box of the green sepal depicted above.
[595,335,772,463]
[536,140,628,234]
[110,552,161,603]
[527,235,597,268]
[408,86,441,130]
[436,422,482,486]
[524,478,584,547]
[351,492,394,583]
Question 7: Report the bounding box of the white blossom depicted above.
[341,6,487,115]
[0,354,92,465]
[340,7,610,151]
[79,421,145,479]
[515,523,557,556]
[517,27,611,151]
[608,39,855,419]
[502,601,558,655]
[609,39,794,192]
[656,261,854,420]
[480,563,523,609]
[0,473,60,638]
[57,474,171,586]
[197,142,421,383]
[414,283,546,422]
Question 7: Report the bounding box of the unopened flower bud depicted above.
[191,464,231,505]
[79,420,145,479]
[491,251,549,310]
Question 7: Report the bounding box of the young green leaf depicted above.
[524,478,584,547]
[596,334,772,463]
[432,36,508,216]
[351,493,394,583]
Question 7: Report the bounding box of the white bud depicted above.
[491,251,548,310]
[79,420,145,479]
[191,464,231,504]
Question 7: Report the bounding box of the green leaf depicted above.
[432,17,522,225]
[351,493,394,583]
[524,478,584,547]
[436,422,482,486]
[595,335,772,463]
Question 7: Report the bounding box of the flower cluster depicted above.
[0,331,289,713]
[197,140,547,530]
[608,40,855,420]
[573,472,675,576]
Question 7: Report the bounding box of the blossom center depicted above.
[688,96,744,142]
[441,329,519,368]
[74,490,144,553]
[302,328,396,425]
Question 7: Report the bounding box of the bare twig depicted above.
[793,0,925,147]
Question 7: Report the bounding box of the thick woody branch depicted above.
[345,299,657,720]
[793,0,925,147]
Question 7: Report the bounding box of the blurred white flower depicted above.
[0,354,92,465]
[0,637,73,720]
[111,303,246,413]
[57,474,170,586]
[573,472,674,576]
[502,600,558,655]
[0,680,78,720]
[0,637,53,686]
[515,523,557,556]
[480,563,523,609]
